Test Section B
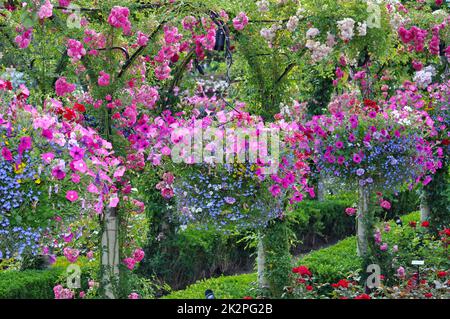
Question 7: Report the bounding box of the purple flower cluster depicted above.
[174,163,281,229]
[0,216,41,259]
[0,153,41,212]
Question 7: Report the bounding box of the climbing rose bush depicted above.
[0,81,129,259]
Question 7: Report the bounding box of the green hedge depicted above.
[162,273,257,299]
[164,212,422,299]
[0,268,61,299]
[289,199,355,252]
[139,225,253,291]
[300,237,361,284]
[0,257,95,299]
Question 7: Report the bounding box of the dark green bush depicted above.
[384,190,420,220]
[424,163,450,230]
[0,269,60,299]
[139,225,253,291]
[289,199,355,253]
[163,273,257,299]
[0,257,97,299]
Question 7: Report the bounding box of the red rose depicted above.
[63,108,77,121]
[437,271,447,278]
[243,296,253,300]
[73,103,86,113]
[170,54,180,63]
[363,99,379,111]
[333,279,349,289]
[424,293,433,298]
[292,265,312,277]
[354,294,371,300]
[421,221,430,228]
[306,285,313,291]
[5,81,13,91]
[409,221,417,228]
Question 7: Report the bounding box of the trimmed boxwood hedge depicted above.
[289,199,355,253]
[0,268,61,299]
[162,273,257,299]
[0,257,95,299]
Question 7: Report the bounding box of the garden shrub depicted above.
[139,224,253,291]
[0,269,61,299]
[0,257,98,299]
[383,190,420,220]
[424,164,450,230]
[300,237,361,285]
[289,199,355,252]
[162,273,257,299]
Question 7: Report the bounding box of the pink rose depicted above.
[380,200,391,210]
[98,71,111,87]
[66,190,79,202]
[133,249,145,262]
[232,12,249,31]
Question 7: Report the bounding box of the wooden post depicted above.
[357,185,369,257]
[317,173,325,202]
[101,207,120,299]
[419,190,430,222]
[257,232,268,289]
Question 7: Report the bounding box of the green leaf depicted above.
[20,12,37,29]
